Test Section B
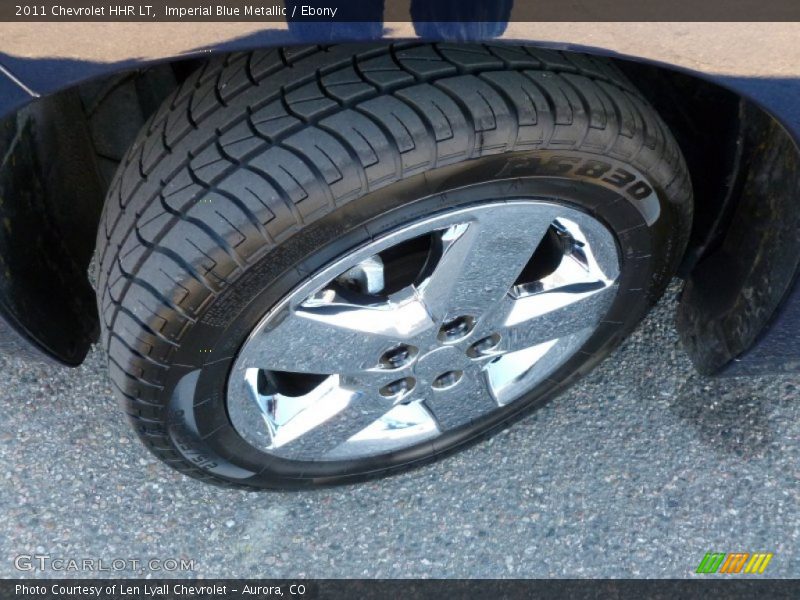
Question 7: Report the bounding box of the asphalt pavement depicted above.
[1,281,799,578]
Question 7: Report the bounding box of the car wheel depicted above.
[95,44,692,489]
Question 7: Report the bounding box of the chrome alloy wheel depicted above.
[227,201,620,462]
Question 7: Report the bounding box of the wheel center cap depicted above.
[414,346,470,383]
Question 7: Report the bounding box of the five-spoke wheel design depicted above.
[227,201,620,462]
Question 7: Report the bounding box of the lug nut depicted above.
[432,370,463,390]
[438,315,475,342]
[380,377,416,398]
[380,345,415,369]
[467,333,502,358]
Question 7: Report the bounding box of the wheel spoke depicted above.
[497,282,618,353]
[486,332,588,406]
[424,369,498,431]
[418,204,559,324]
[324,401,440,460]
[269,385,392,460]
[236,289,434,375]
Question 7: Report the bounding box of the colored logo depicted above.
[696,552,773,574]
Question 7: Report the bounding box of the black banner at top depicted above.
[3,0,800,22]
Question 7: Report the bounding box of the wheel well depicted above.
[616,61,744,275]
[0,44,793,369]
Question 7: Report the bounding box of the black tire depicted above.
[95,43,692,490]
